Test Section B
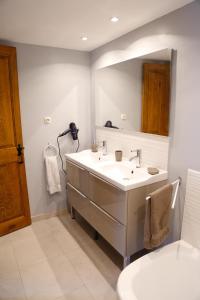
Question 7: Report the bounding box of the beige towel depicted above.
[144,183,173,249]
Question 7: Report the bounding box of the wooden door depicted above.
[0,45,31,236]
[141,63,170,136]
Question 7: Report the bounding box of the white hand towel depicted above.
[45,156,61,194]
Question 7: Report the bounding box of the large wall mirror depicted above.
[95,49,172,136]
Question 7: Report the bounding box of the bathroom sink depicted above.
[97,161,166,189]
[65,150,168,191]
[97,162,147,181]
[66,149,112,165]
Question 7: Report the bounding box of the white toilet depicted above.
[117,169,200,300]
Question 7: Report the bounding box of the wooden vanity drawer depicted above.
[89,172,127,225]
[88,200,126,256]
[67,183,90,219]
[66,160,89,196]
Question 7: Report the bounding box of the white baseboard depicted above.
[31,209,67,223]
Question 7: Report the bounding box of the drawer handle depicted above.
[67,160,85,171]
[89,172,121,191]
[67,183,87,198]
[89,200,122,225]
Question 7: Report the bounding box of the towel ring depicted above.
[44,143,58,157]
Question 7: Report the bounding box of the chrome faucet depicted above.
[129,149,142,168]
[102,140,107,155]
[98,140,107,155]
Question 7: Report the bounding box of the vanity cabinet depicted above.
[66,160,89,197]
[67,183,89,220]
[66,159,166,267]
[89,172,127,225]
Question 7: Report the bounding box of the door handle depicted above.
[17,144,24,164]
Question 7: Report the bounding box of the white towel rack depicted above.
[43,143,58,157]
[146,177,182,209]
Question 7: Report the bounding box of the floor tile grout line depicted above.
[11,238,29,300]
[15,220,90,299]
[1,216,118,299]
[47,217,110,299]
[55,215,121,288]
[52,228,92,296]
[10,224,65,300]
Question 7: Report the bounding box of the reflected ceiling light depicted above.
[81,36,88,41]
[111,16,119,22]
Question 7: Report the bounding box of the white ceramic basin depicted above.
[66,149,112,165]
[98,163,135,180]
[65,150,168,191]
[96,162,167,190]
[98,162,149,182]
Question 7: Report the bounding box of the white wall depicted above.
[13,43,91,217]
[95,59,142,131]
[1,0,199,237]
[91,0,200,240]
[96,128,169,170]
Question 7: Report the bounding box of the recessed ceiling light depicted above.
[111,16,119,23]
[81,36,88,41]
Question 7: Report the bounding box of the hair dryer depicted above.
[58,122,79,140]
[104,120,119,129]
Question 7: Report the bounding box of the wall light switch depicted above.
[121,113,127,120]
[44,117,52,124]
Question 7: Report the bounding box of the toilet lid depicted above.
[117,240,200,300]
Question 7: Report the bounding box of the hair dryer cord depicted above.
[57,137,80,174]
[57,137,67,175]
[76,138,80,152]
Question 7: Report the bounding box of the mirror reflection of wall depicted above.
[95,49,172,136]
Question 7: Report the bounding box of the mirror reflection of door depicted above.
[141,63,170,136]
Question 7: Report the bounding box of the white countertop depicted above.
[65,150,168,191]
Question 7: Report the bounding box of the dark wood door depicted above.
[141,63,170,136]
[0,45,31,236]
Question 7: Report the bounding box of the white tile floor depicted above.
[0,213,121,300]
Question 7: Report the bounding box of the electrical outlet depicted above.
[44,117,52,124]
[121,113,127,120]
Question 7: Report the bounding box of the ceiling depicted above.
[0,0,194,51]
